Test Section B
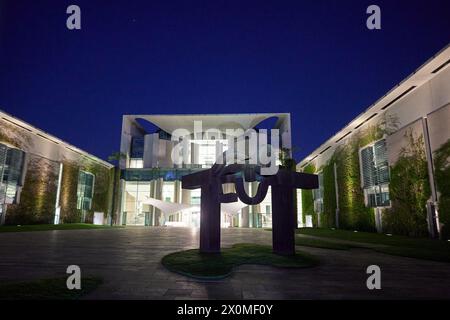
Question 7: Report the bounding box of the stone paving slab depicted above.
[0,227,449,299]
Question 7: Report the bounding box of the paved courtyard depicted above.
[0,227,449,299]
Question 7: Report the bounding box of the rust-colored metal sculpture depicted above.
[182,164,318,255]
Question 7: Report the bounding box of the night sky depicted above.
[0,0,449,162]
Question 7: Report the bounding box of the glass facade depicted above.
[360,139,390,207]
[76,171,95,211]
[123,181,152,225]
[193,139,229,168]
[129,159,144,168]
[120,126,285,228]
[0,143,25,206]
[121,179,284,228]
[130,137,145,158]
[259,186,272,228]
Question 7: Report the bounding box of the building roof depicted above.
[0,109,113,168]
[298,43,450,169]
[123,113,290,134]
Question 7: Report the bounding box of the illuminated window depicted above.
[77,171,95,210]
[162,182,175,202]
[360,139,390,207]
[129,158,144,168]
[194,139,228,167]
[0,143,25,205]
[190,189,201,205]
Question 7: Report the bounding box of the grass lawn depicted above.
[0,223,121,233]
[295,228,450,263]
[162,243,319,279]
[0,277,102,300]
[295,236,355,250]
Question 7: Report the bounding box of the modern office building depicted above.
[0,110,114,225]
[118,113,299,228]
[297,45,450,239]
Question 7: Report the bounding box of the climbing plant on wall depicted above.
[60,160,80,223]
[383,130,430,237]
[59,158,113,224]
[0,120,32,150]
[333,138,375,232]
[6,156,59,225]
[81,158,113,221]
[434,139,450,240]
[321,161,336,228]
[321,123,390,232]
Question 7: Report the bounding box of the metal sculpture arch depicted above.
[182,164,318,255]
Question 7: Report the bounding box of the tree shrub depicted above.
[383,131,430,237]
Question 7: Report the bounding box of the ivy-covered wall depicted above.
[1,117,113,225]
[6,156,59,225]
[321,161,336,228]
[303,123,387,231]
[59,159,113,224]
[434,139,450,240]
[383,131,430,237]
[332,127,378,232]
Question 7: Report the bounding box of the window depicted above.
[130,137,144,158]
[162,182,175,202]
[158,130,172,140]
[313,172,324,213]
[360,139,390,207]
[77,171,95,210]
[129,158,144,168]
[190,189,201,205]
[194,139,229,167]
[129,137,144,168]
[0,143,25,205]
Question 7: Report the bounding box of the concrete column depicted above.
[154,178,163,226]
[422,117,441,238]
[54,163,64,225]
[181,187,191,204]
[174,180,181,203]
[118,179,125,225]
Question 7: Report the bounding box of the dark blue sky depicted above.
[0,0,449,162]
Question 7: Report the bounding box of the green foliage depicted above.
[60,159,113,223]
[321,162,336,228]
[0,277,102,300]
[107,151,126,164]
[296,228,450,262]
[60,161,80,223]
[332,129,377,232]
[1,118,113,225]
[434,139,450,240]
[0,119,32,149]
[383,131,430,237]
[162,243,318,279]
[301,164,315,225]
[307,122,395,231]
[6,156,59,225]
[81,159,112,219]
